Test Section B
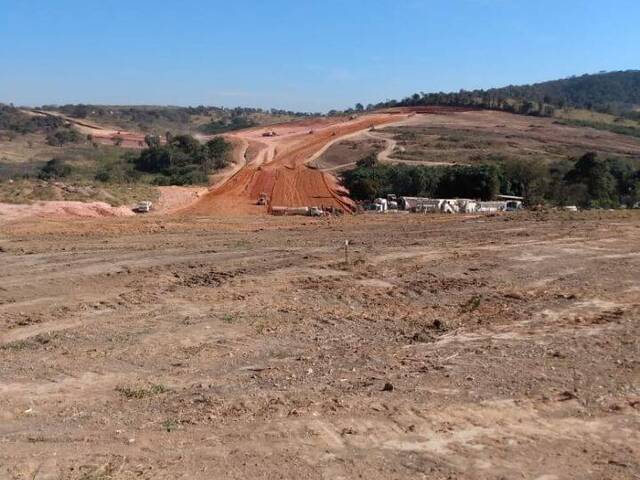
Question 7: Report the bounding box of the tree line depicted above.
[342,153,640,209]
[356,70,640,118]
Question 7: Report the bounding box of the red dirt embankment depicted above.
[185,113,409,215]
[378,106,480,114]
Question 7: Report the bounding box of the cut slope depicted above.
[184,113,411,215]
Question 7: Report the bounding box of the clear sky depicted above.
[1,0,638,112]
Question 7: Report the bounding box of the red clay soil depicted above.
[379,106,480,114]
[184,113,410,215]
[90,132,147,149]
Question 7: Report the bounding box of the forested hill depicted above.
[375,70,640,118]
[492,70,640,111]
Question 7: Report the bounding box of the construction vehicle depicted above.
[134,201,153,213]
[257,192,269,206]
[373,198,388,212]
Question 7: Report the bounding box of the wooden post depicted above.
[344,240,349,266]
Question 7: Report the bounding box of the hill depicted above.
[314,109,640,208]
[36,104,317,136]
[374,70,640,118]
[3,69,640,213]
[0,103,321,207]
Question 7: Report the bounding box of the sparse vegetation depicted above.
[554,118,640,139]
[222,313,236,323]
[116,384,169,399]
[199,115,257,134]
[0,333,54,351]
[38,104,316,135]
[0,104,64,134]
[462,295,483,313]
[162,419,178,432]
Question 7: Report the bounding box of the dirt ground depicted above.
[311,137,385,171]
[314,110,640,171]
[1,210,639,479]
[185,113,411,215]
[386,111,640,165]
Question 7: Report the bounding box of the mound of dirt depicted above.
[0,200,135,221]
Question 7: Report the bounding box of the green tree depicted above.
[39,158,71,180]
[356,153,377,168]
[144,135,161,149]
[133,134,231,185]
[564,152,617,207]
[502,159,548,205]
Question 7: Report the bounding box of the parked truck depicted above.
[373,198,388,212]
[134,201,153,213]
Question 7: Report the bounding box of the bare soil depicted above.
[314,110,640,170]
[186,113,411,215]
[311,137,384,171]
[1,211,639,479]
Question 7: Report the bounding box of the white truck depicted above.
[373,198,388,212]
[134,201,153,213]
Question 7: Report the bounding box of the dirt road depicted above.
[1,211,639,479]
[186,113,410,214]
[320,130,458,172]
[26,109,148,149]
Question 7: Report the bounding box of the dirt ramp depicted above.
[269,167,355,211]
[182,113,407,216]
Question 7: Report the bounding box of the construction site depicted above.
[4,0,640,475]
[1,108,640,479]
[1,207,639,479]
[183,110,415,216]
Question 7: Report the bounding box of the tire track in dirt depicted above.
[183,113,411,215]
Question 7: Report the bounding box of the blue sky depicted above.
[1,0,638,111]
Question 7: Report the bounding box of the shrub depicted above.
[132,133,231,185]
[46,128,82,146]
[38,158,71,180]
